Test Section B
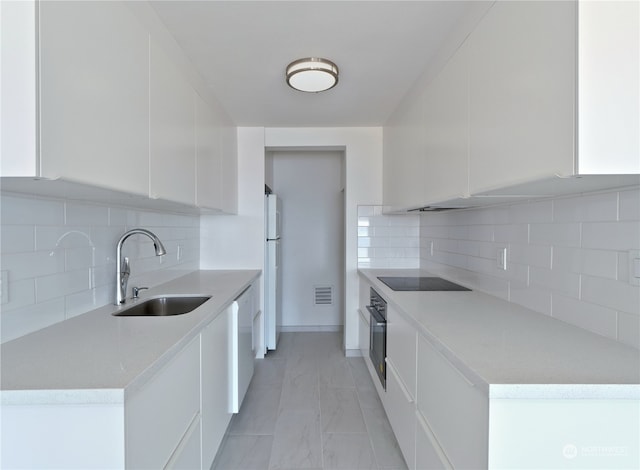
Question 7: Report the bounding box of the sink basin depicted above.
[113,296,211,317]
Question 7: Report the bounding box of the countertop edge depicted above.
[1,269,262,404]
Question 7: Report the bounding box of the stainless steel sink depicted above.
[113,296,211,317]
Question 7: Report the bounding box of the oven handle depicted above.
[366,306,386,326]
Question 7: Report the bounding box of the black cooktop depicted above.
[377,276,471,292]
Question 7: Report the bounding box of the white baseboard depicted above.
[345,349,364,357]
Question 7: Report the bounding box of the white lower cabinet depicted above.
[230,285,256,413]
[201,306,232,468]
[416,334,488,469]
[415,409,452,470]
[166,417,201,470]
[385,360,416,469]
[125,336,201,469]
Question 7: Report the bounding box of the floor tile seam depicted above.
[316,361,326,470]
[351,361,387,470]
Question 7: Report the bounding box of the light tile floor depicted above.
[212,332,408,470]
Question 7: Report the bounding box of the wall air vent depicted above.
[314,286,333,305]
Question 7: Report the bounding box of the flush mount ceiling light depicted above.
[286,57,339,93]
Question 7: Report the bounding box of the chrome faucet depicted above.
[115,229,166,305]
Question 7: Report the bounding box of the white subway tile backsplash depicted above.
[1,225,35,253]
[552,293,618,340]
[35,269,90,302]
[509,243,552,269]
[1,192,200,343]
[619,187,640,221]
[552,246,618,280]
[420,186,640,347]
[510,282,552,315]
[357,206,420,268]
[582,221,640,251]
[508,200,553,224]
[581,274,640,316]
[1,194,65,225]
[553,192,618,222]
[65,202,109,226]
[493,224,529,244]
[617,311,640,349]
[529,223,581,247]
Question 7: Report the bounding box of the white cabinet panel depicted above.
[220,122,239,214]
[416,334,488,469]
[230,285,255,413]
[383,87,426,210]
[415,410,452,470]
[195,93,223,210]
[166,417,201,470]
[387,305,416,399]
[149,38,196,206]
[37,1,149,195]
[578,0,640,174]
[423,41,469,203]
[468,0,576,193]
[489,398,640,469]
[386,360,415,469]
[201,309,232,468]
[126,336,200,469]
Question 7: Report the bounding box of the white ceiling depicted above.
[149,1,473,127]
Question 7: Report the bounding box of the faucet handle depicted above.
[132,286,148,299]
[122,256,130,276]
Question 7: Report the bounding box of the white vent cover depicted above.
[314,286,333,305]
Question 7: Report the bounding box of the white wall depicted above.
[420,186,640,349]
[0,192,200,343]
[271,151,344,329]
[265,128,383,353]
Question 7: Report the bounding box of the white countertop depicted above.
[1,270,260,404]
[359,269,640,398]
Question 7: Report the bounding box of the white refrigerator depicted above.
[265,194,282,350]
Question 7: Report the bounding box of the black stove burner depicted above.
[377,276,471,292]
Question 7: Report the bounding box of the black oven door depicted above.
[367,306,386,389]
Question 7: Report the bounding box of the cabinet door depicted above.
[195,93,223,210]
[149,38,196,205]
[387,306,416,399]
[220,121,238,214]
[578,0,640,174]
[39,1,149,195]
[383,87,425,210]
[165,417,201,470]
[126,336,200,469]
[230,286,254,413]
[201,309,232,469]
[386,360,415,469]
[416,334,488,469]
[422,41,469,203]
[415,409,453,470]
[468,0,576,193]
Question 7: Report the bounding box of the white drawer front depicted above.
[126,336,200,469]
[386,360,415,469]
[417,334,488,469]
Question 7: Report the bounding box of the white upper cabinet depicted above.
[196,94,223,210]
[149,39,197,206]
[468,0,576,193]
[383,0,639,210]
[4,1,150,196]
[578,0,639,174]
[383,87,426,211]
[1,0,238,212]
[422,41,470,203]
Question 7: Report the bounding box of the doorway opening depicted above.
[264,149,346,347]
